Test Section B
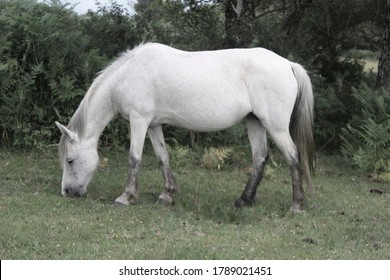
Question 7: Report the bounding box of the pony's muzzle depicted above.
[62,186,84,197]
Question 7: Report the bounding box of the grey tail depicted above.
[290,62,315,193]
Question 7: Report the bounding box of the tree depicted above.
[83,1,139,58]
[222,0,257,47]
[376,1,390,90]
[134,0,224,50]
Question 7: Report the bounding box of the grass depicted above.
[0,146,389,260]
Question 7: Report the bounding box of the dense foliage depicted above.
[0,0,389,176]
[341,84,390,180]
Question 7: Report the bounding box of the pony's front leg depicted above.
[115,119,149,206]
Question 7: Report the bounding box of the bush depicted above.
[340,83,390,180]
[0,0,94,147]
[0,0,136,148]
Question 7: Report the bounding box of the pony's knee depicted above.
[254,153,268,168]
[129,156,141,170]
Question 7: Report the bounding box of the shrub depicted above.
[340,83,390,180]
[0,0,135,148]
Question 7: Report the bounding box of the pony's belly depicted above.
[153,103,250,132]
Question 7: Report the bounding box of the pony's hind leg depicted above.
[267,129,305,213]
[235,115,268,208]
[148,125,178,205]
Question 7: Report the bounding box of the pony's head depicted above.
[55,122,99,197]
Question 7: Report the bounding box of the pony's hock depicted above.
[56,43,314,214]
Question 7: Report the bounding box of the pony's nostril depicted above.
[63,186,83,197]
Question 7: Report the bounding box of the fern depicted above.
[166,145,193,168]
[373,155,390,182]
[200,147,234,170]
[351,84,375,114]
[341,83,390,178]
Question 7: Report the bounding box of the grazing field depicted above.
[0,147,389,260]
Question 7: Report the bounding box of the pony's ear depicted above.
[55,121,78,142]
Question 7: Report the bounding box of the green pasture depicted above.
[0,148,389,259]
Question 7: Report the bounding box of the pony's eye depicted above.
[67,158,74,165]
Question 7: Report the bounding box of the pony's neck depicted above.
[83,88,116,146]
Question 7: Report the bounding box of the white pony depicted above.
[56,43,314,213]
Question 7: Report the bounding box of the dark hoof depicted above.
[157,197,174,206]
[234,198,254,208]
[290,201,305,214]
